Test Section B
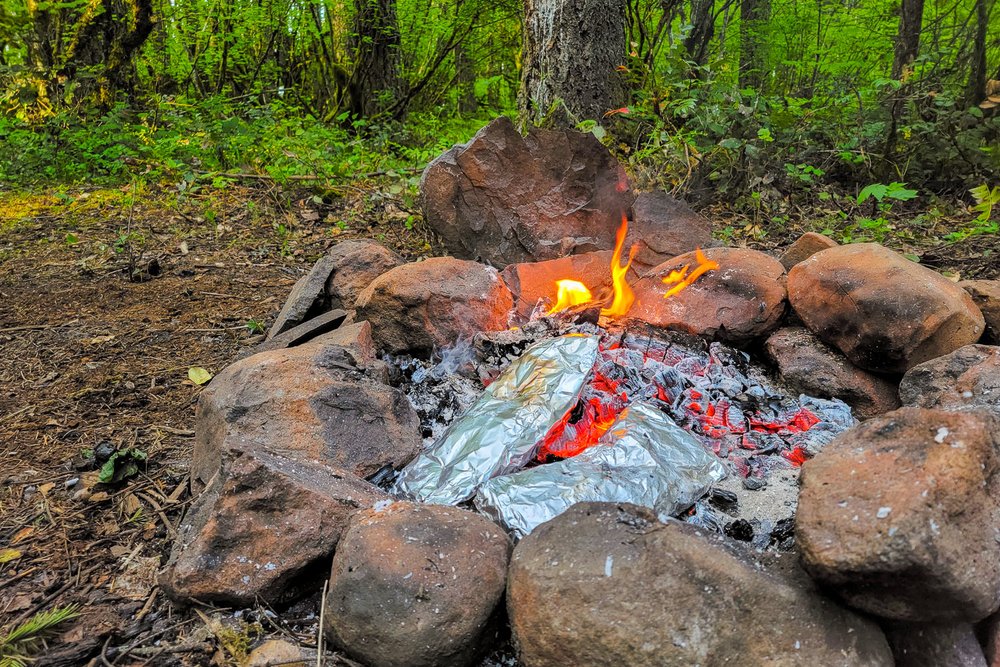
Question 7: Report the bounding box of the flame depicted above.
[546,279,593,315]
[661,248,719,298]
[600,216,637,317]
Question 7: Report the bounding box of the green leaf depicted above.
[188,367,212,385]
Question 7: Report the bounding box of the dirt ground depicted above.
[0,180,995,665]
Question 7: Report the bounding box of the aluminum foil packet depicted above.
[474,402,727,537]
[393,334,600,505]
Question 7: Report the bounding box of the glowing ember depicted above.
[546,279,593,315]
[600,216,638,317]
[662,248,719,298]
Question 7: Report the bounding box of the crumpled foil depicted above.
[474,402,727,537]
[393,334,600,505]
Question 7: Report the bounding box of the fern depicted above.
[0,605,80,667]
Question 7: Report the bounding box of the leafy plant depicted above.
[0,605,80,667]
[98,448,147,484]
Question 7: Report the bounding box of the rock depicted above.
[324,501,511,667]
[354,257,514,355]
[161,447,387,606]
[501,251,614,320]
[884,622,987,667]
[788,244,985,372]
[780,231,838,271]
[796,407,1000,622]
[765,327,901,419]
[507,502,893,667]
[247,640,307,667]
[325,239,404,310]
[961,280,1000,343]
[267,256,338,338]
[192,327,421,490]
[899,345,1000,411]
[628,247,787,343]
[237,309,349,361]
[628,191,714,270]
[420,117,634,267]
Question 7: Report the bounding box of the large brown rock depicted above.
[507,503,893,667]
[192,324,421,490]
[797,407,1000,622]
[501,251,614,320]
[628,191,714,269]
[628,247,787,343]
[961,280,1000,343]
[780,231,838,271]
[161,447,387,606]
[788,244,985,372]
[765,327,901,419]
[420,117,634,267]
[324,239,404,310]
[884,622,987,667]
[899,344,1000,411]
[354,257,514,355]
[324,501,511,667]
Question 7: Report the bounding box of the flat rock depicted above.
[960,280,1000,343]
[899,344,1000,411]
[884,622,987,667]
[161,447,387,606]
[628,191,714,269]
[268,256,337,338]
[354,257,514,355]
[324,501,511,667]
[765,327,901,419]
[192,327,421,490]
[421,117,634,267]
[788,243,985,372]
[507,502,893,667]
[628,247,787,343]
[797,407,1000,622]
[501,251,614,320]
[780,231,838,271]
[324,239,404,310]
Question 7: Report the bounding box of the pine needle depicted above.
[0,604,80,667]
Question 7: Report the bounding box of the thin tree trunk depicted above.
[739,0,769,89]
[351,0,403,117]
[519,0,627,127]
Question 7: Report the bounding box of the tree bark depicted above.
[891,0,925,80]
[351,0,403,117]
[739,0,769,89]
[965,0,989,106]
[519,0,627,127]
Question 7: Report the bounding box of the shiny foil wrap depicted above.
[394,334,600,505]
[475,402,727,537]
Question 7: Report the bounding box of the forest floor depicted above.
[0,179,996,666]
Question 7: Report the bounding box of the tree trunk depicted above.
[685,0,716,70]
[739,0,769,89]
[519,0,627,127]
[964,0,989,106]
[351,0,403,117]
[891,0,925,79]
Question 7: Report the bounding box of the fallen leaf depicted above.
[188,367,212,385]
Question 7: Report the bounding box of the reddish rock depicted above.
[628,247,787,343]
[324,239,404,310]
[161,447,387,606]
[961,280,1000,343]
[780,231,838,271]
[324,501,511,667]
[192,326,421,490]
[899,344,1000,411]
[884,622,987,667]
[765,327,901,419]
[788,243,985,372]
[628,191,714,270]
[354,257,514,355]
[797,407,1000,622]
[508,503,892,667]
[501,251,614,320]
[420,117,634,267]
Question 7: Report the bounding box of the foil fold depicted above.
[475,402,727,537]
[394,334,600,505]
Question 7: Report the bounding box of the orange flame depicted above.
[600,216,638,317]
[661,248,719,298]
[546,279,593,315]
